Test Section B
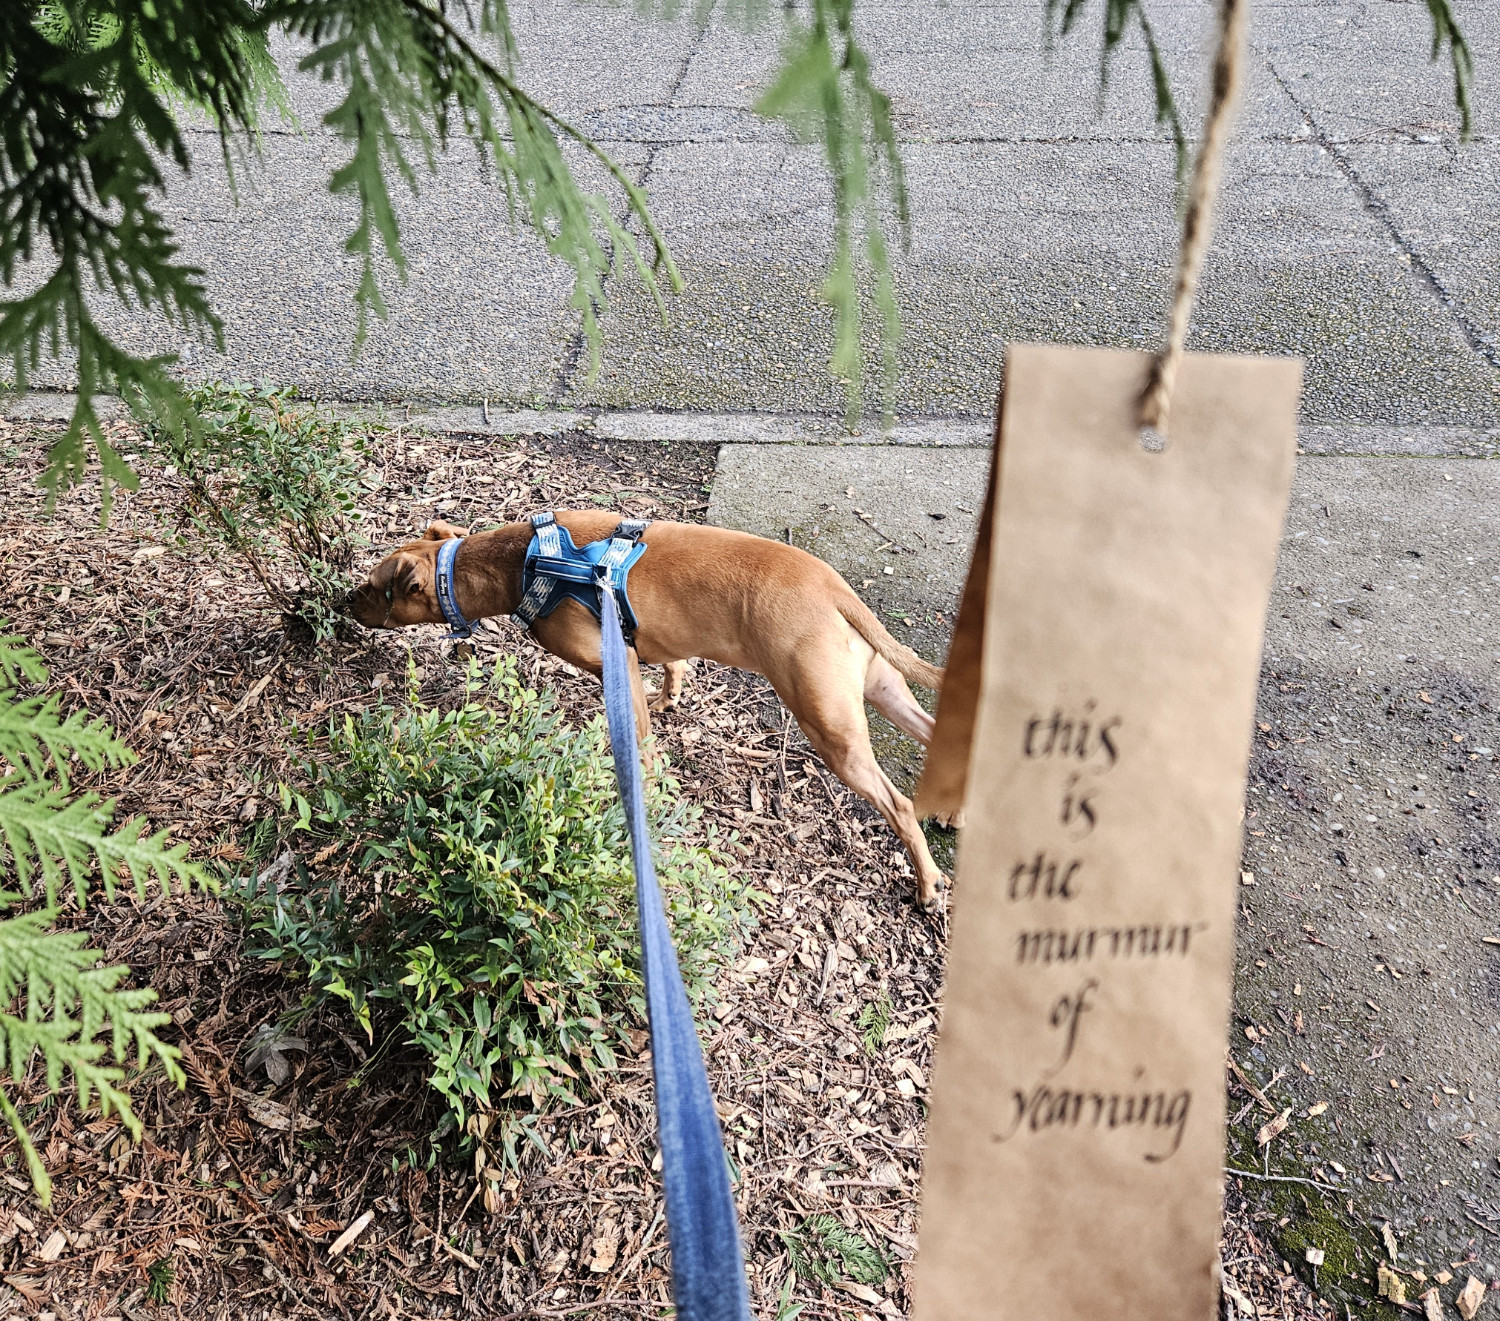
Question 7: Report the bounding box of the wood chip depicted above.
[1378,1262,1408,1305]
[587,1219,620,1273]
[1458,1275,1487,1320]
[1256,1108,1291,1147]
[231,1087,320,1133]
[329,1210,375,1258]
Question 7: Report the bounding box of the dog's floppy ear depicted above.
[390,551,428,598]
[422,520,470,541]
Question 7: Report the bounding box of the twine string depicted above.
[1139,0,1250,441]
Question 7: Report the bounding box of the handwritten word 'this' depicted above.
[1022,704,1121,767]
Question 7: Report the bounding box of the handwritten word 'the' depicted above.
[1009,851,1082,902]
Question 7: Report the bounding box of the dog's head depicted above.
[349,520,470,629]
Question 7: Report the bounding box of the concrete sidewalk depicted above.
[711,434,1500,1277]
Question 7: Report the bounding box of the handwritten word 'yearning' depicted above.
[993,1083,1192,1163]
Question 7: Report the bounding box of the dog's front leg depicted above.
[624,646,652,745]
[649,659,688,713]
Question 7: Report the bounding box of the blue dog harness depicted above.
[512,512,651,643]
[433,514,651,642]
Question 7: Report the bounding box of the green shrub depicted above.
[236,658,753,1135]
[150,382,375,642]
[0,626,205,1205]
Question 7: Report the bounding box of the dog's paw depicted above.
[916,876,948,912]
[648,695,679,714]
[930,809,966,831]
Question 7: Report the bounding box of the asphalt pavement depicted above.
[20,0,1499,430]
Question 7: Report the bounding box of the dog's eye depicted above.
[384,587,393,603]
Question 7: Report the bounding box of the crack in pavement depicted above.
[1265,55,1500,377]
[548,4,716,404]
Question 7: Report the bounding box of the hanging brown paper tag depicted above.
[914,343,1301,1321]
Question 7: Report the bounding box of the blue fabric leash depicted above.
[598,588,753,1321]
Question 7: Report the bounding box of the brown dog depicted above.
[350,513,949,907]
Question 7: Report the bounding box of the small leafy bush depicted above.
[237,658,752,1139]
[150,382,374,641]
[0,626,204,1204]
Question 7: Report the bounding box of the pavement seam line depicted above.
[549,3,716,405]
[1264,55,1500,377]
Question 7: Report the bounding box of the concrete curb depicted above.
[4,390,1497,457]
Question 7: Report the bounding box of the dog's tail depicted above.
[836,591,944,691]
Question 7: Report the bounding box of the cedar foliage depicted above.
[0,626,205,1205]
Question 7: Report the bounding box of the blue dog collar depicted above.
[434,536,477,639]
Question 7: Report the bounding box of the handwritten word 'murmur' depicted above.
[1015,923,1206,966]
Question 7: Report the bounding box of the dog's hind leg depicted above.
[860,641,963,828]
[812,724,945,911]
[775,641,945,910]
[863,653,934,746]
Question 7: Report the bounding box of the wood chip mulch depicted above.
[0,413,1333,1320]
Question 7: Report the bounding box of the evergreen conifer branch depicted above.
[0,904,181,1207]
[270,0,683,361]
[756,0,910,424]
[0,779,202,907]
[0,691,135,788]
[0,1,277,511]
[0,627,134,790]
[0,633,47,689]
[1424,0,1473,138]
[0,627,202,1205]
